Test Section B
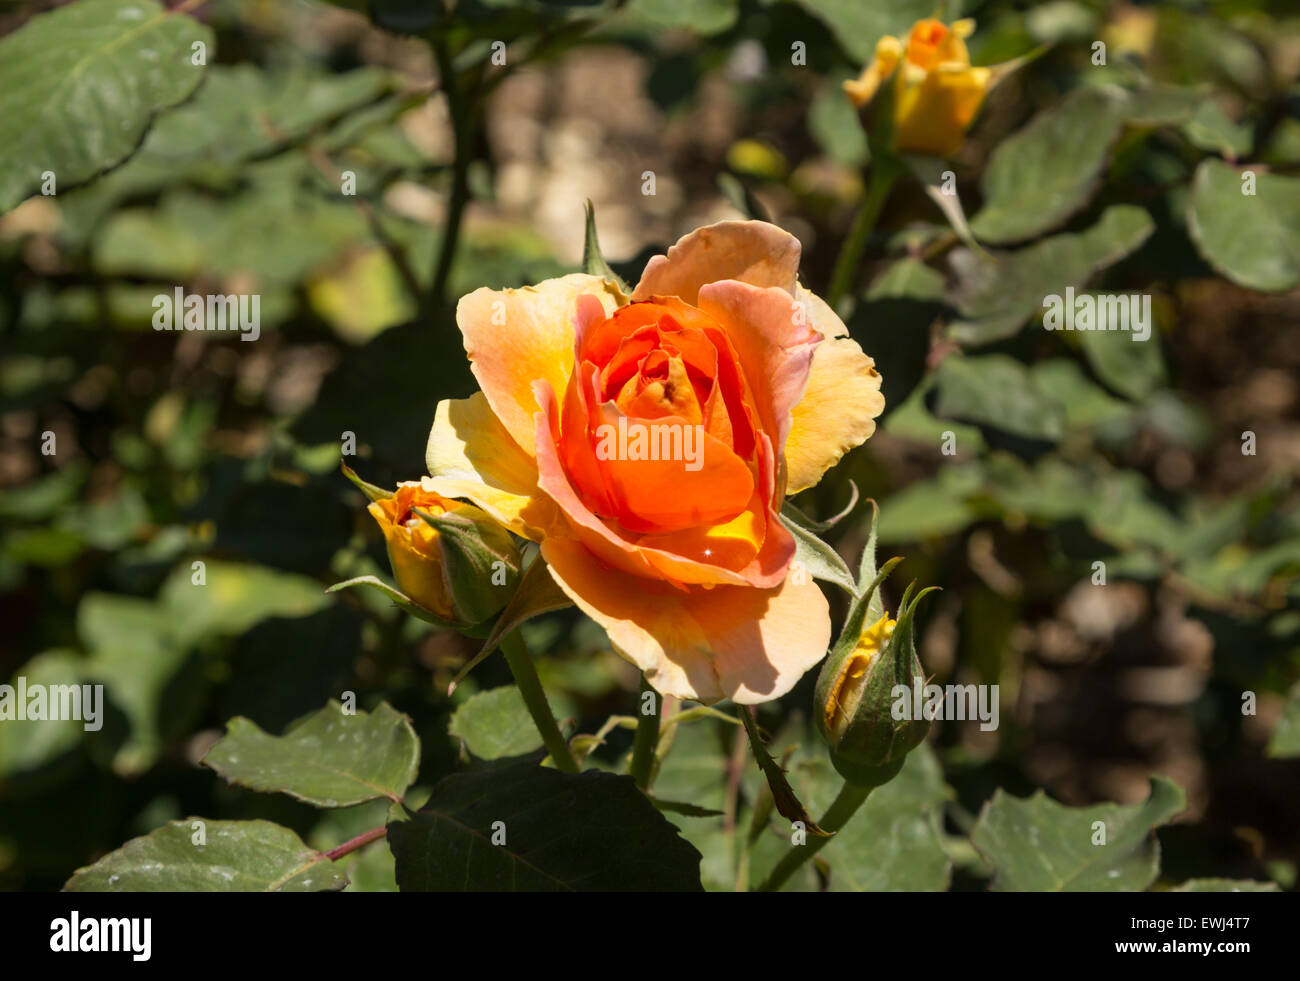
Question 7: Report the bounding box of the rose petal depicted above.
[456,273,621,453]
[632,220,801,305]
[542,538,831,705]
[784,287,885,494]
[695,280,821,487]
[423,393,556,541]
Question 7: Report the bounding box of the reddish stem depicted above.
[323,826,388,862]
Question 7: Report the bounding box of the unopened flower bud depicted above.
[815,582,934,787]
[366,480,519,625]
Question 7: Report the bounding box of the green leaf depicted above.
[1029,359,1133,430]
[618,0,737,35]
[203,700,419,807]
[970,87,1130,244]
[809,80,868,167]
[1188,159,1300,293]
[449,686,550,761]
[1171,878,1280,892]
[875,463,986,545]
[64,819,348,892]
[778,512,858,596]
[0,651,86,785]
[866,258,946,302]
[1180,101,1252,160]
[949,205,1155,345]
[0,0,212,212]
[934,353,1066,442]
[160,560,331,646]
[971,775,1186,891]
[1267,684,1300,758]
[1076,309,1168,399]
[581,200,630,296]
[78,593,199,775]
[387,756,704,890]
[820,745,952,890]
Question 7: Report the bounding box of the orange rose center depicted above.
[558,298,765,542]
[905,18,948,69]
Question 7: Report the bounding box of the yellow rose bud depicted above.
[368,483,459,619]
[844,17,1016,157]
[364,480,519,625]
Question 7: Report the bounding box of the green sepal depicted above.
[341,463,393,502]
[446,551,574,693]
[583,199,630,297]
[413,507,520,626]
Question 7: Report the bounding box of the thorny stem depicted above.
[755,780,873,891]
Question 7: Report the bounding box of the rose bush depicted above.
[423,220,885,703]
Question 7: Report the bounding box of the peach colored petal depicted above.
[695,280,822,488]
[456,273,622,453]
[542,538,831,705]
[784,287,885,494]
[632,220,801,305]
[423,392,557,541]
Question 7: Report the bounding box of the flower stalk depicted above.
[499,628,580,774]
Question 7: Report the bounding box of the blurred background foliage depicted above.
[2,0,1299,891]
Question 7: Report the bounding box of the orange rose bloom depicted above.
[426,221,885,703]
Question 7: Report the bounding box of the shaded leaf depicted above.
[949,205,1154,344]
[969,87,1130,244]
[203,700,419,807]
[971,776,1186,891]
[1188,159,1300,292]
[0,0,212,211]
[388,755,703,890]
[64,819,347,892]
[449,686,549,761]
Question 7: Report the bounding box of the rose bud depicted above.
[816,579,936,787]
[365,479,520,626]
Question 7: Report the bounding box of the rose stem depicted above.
[499,628,580,773]
[629,674,662,790]
[755,781,873,892]
[826,162,900,312]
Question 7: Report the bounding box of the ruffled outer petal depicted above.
[695,280,822,491]
[456,273,623,454]
[784,287,885,494]
[632,220,801,305]
[542,537,831,705]
[423,392,556,541]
